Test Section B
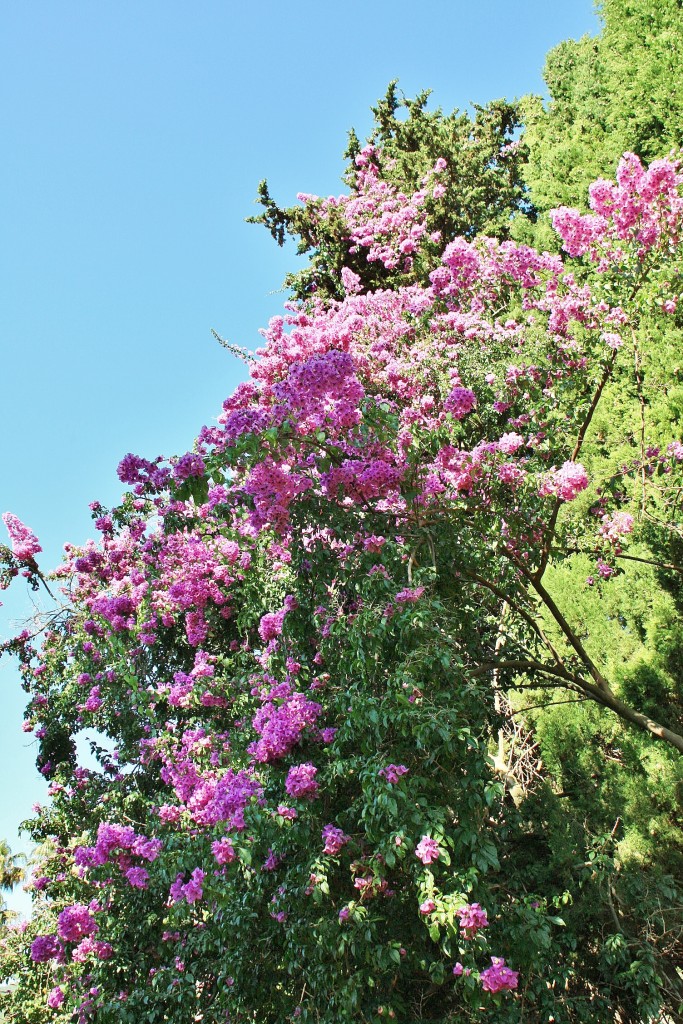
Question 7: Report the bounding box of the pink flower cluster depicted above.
[479,957,519,993]
[285,762,319,799]
[539,461,589,502]
[211,837,236,865]
[321,824,350,855]
[456,902,488,939]
[551,153,683,263]
[414,835,442,865]
[2,512,42,561]
[599,510,634,543]
[379,764,409,783]
[169,867,205,905]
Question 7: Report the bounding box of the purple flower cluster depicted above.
[57,904,98,943]
[249,684,322,762]
[444,387,477,420]
[30,934,64,963]
[169,867,205,905]
[285,762,319,799]
[173,452,206,482]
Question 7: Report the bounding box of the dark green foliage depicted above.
[250,82,531,302]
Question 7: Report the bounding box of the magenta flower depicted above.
[57,904,98,943]
[419,899,436,915]
[30,934,63,963]
[2,512,42,561]
[211,838,236,865]
[456,902,488,939]
[124,867,149,889]
[379,764,408,784]
[415,835,442,865]
[444,386,477,419]
[321,824,350,855]
[480,957,519,993]
[285,762,319,800]
[47,986,65,1009]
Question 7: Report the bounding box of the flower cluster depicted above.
[479,957,519,993]
[322,824,350,855]
[415,835,442,865]
[456,902,489,939]
[2,512,42,561]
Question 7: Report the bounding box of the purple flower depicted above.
[173,452,206,482]
[183,867,205,904]
[169,868,205,905]
[444,387,477,419]
[30,934,63,963]
[125,867,149,889]
[285,762,319,800]
[57,905,98,943]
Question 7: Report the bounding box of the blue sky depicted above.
[0,0,599,915]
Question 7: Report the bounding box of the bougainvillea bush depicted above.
[2,147,683,1023]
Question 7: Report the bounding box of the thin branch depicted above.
[510,697,588,716]
[458,568,565,668]
[536,349,618,581]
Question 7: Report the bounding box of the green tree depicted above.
[522,0,683,214]
[250,82,531,302]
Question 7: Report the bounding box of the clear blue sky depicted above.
[0,0,599,914]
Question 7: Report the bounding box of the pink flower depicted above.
[322,825,350,855]
[497,432,524,454]
[480,957,519,993]
[211,838,236,865]
[341,267,362,294]
[415,836,441,865]
[285,762,319,800]
[258,609,286,643]
[379,764,408,784]
[419,899,436,915]
[2,512,42,561]
[456,902,488,939]
[539,461,589,502]
[599,511,634,543]
[47,986,65,1009]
